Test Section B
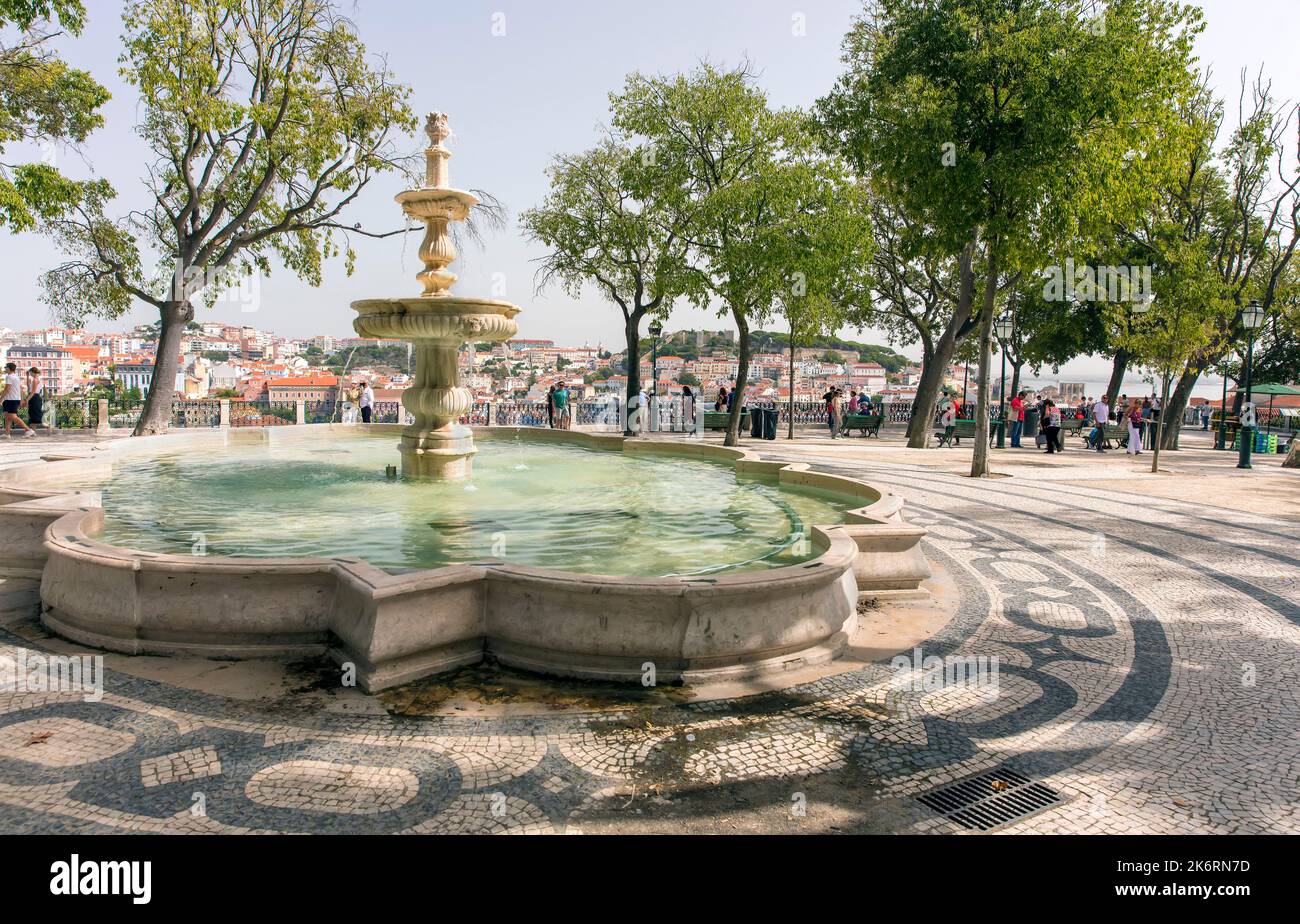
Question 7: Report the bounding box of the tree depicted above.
[820,0,1202,471]
[614,62,831,446]
[39,0,415,435]
[847,187,977,446]
[1122,76,1300,448]
[771,177,873,438]
[521,136,687,435]
[0,0,109,230]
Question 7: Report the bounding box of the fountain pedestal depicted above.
[351,112,520,479]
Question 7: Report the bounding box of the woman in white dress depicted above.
[1126,401,1143,455]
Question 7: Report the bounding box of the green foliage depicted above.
[324,343,411,375]
[521,136,687,322]
[0,0,109,230]
[40,0,416,323]
[820,0,1203,270]
[614,63,828,329]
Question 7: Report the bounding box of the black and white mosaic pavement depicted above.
[1,457,1296,834]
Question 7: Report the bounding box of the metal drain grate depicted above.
[916,768,1063,831]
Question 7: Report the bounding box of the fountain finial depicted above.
[396,111,477,297]
[424,112,452,188]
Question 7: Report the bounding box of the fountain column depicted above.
[351,112,520,480]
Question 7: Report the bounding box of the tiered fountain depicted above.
[352,112,520,479]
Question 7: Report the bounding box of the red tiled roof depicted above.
[268,375,339,387]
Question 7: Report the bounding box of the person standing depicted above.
[681,385,696,437]
[554,383,569,430]
[1126,400,1144,455]
[359,380,374,424]
[546,384,556,428]
[1010,391,1025,448]
[1091,395,1110,452]
[822,387,836,438]
[1042,399,1062,453]
[1199,402,1211,430]
[3,363,35,438]
[342,381,359,424]
[830,388,844,438]
[715,386,727,412]
[24,367,47,431]
[938,392,957,444]
[629,384,648,435]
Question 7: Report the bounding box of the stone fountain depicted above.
[351,112,520,479]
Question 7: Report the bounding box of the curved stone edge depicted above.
[1,425,930,691]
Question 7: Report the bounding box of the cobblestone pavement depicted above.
[1,439,1296,834]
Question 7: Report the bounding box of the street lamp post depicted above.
[1236,300,1266,470]
[648,320,663,433]
[1216,359,1231,451]
[995,312,1014,448]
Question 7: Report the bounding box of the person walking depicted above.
[3,363,35,438]
[822,387,836,438]
[1126,400,1143,455]
[24,367,47,431]
[1091,395,1110,452]
[358,380,374,424]
[1042,399,1062,453]
[830,388,844,438]
[1010,391,1025,448]
[681,385,696,437]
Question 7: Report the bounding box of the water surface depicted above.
[88,437,852,577]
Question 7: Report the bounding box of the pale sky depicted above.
[3,0,1297,388]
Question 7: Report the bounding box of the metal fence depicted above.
[34,394,1255,435]
[231,400,295,427]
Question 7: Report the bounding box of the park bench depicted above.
[702,410,750,431]
[840,413,883,437]
[934,419,995,448]
[1081,422,1130,449]
[1058,418,1083,436]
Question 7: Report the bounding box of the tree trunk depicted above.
[905,242,976,448]
[134,304,189,436]
[970,244,1000,477]
[1151,372,1172,473]
[623,310,644,436]
[787,322,796,439]
[1104,347,1130,410]
[1159,360,1203,450]
[905,344,946,447]
[725,311,751,448]
[1283,439,1300,468]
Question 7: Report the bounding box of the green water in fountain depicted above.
[88,437,853,576]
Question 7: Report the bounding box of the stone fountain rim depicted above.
[395,187,478,206]
[351,295,522,318]
[4,425,931,690]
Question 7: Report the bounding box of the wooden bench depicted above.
[840,413,883,437]
[934,419,996,447]
[702,410,750,431]
[1081,422,1130,449]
